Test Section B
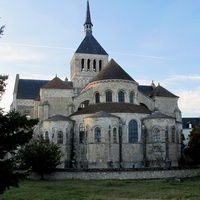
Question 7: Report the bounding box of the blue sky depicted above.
[0,0,200,117]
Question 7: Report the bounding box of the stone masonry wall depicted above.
[30,168,200,180]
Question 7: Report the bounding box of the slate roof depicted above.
[16,77,73,100]
[71,102,151,116]
[44,115,73,121]
[150,85,178,98]
[138,85,154,96]
[16,79,49,99]
[143,111,175,120]
[91,59,135,82]
[42,76,73,89]
[75,34,108,55]
[182,118,200,129]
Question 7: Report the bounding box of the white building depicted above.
[11,0,182,169]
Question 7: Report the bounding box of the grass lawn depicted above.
[1,177,200,200]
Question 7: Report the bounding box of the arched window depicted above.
[95,92,100,103]
[153,127,161,142]
[81,58,84,71]
[94,127,101,143]
[118,90,125,102]
[106,90,112,102]
[171,127,176,142]
[93,59,96,71]
[129,120,138,143]
[79,124,85,144]
[45,131,49,140]
[57,131,63,144]
[129,92,134,103]
[87,59,90,71]
[113,128,117,143]
[99,60,102,71]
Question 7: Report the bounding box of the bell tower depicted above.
[70,0,109,94]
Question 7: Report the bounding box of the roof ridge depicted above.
[150,85,178,98]
[42,76,73,89]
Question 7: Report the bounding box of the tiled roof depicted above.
[182,118,200,129]
[75,34,108,55]
[86,110,119,118]
[91,59,135,82]
[71,102,151,116]
[143,111,175,120]
[150,85,178,98]
[42,76,73,89]
[17,79,49,99]
[45,115,73,121]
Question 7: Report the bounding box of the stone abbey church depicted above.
[11,1,182,169]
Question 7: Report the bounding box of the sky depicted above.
[0,0,200,117]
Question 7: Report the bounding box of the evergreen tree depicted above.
[18,135,62,180]
[0,75,38,194]
[184,126,200,165]
[0,19,5,38]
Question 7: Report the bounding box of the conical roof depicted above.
[91,59,135,82]
[42,76,73,89]
[150,85,178,98]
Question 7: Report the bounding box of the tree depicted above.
[0,75,38,194]
[0,25,5,37]
[18,135,62,180]
[0,18,5,38]
[184,126,200,165]
[0,75,8,101]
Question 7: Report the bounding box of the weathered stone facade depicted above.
[11,1,182,170]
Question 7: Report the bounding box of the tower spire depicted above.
[84,0,93,36]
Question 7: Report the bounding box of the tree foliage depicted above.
[18,135,62,180]
[0,75,38,194]
[0,18,5,38]
[0,75,8,101]
[0,25,5,37]
[184,126,200,165]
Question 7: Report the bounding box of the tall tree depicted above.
[0,75,38,194]
[184,126,200,165]
[0,75,8,101]
[0,25,5,37]
[18,135,62,180]
[0,18,5,37]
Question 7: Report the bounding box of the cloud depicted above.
[176,88,200,117]
[137,76,200,117]
[0,44,50,62]
[0,42,172,61]
[110,51,173,60]
[165,75,200,82]
[0,42,75,51]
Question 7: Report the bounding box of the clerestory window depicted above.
[118,90,125,102]
[106,90,112,102]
